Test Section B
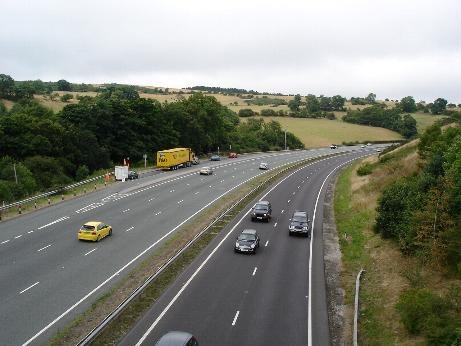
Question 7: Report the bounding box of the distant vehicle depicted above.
[367,143,372,146]
[259,162,268,170]
[115,165,128,181]
[155,331,199,346]
[251,201,272,222]
[78,221,112,242]
[288,210,310,237]
[128,170,139,180]
[330,144,338,149]
[210,155,221,161]
[234,229,260,254]
[376,148,382,152]
[228,152,238,158]
[157,148,198,170]
[360,144,366,148]
[199,166,213,175]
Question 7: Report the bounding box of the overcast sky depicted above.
[2,0,460,103]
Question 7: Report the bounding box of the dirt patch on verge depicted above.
[323,176,346,345]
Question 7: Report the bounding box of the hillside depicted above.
[1,88,444,148]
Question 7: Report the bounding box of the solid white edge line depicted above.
[134,160,315,346]
[22,150,356,345]
[24,159,294,346]
[308,155,362,345]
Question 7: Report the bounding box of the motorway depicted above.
[119,148,376,346]
[0,146,379,345]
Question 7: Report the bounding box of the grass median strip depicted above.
[50,156,326,346]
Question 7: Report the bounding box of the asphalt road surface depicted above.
[0,146,379,345]
[118,149,376,346]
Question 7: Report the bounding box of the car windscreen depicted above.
[82,225,95,231]
[292,216,307,223]
[238,234,256,241]
[254,205,268,211]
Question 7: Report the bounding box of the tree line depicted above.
[0,86,303,202]
[343,104,418,138]
[374,120,461,343]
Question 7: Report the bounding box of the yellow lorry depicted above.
[156,148,199,170]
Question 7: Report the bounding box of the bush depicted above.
[260,109,277,116]
[396,287,461,344]
[75,165,90,181]
[396,289,446,334]
[357,163,373,176]
[325,112,336,120]
[238,108,256,117]
[60,93,73,102]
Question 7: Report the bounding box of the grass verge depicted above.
[335,143,428,345]
[49,156,324,346]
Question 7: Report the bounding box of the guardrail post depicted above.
[34,201,37,209]
[84,188,86,194]
[0,209,2,220]
[18,204,22,214]
[354,269,365,346]
[61,194,64,201]
[94,184,97,190]
[74,190,76,196]
[48,197,51,205]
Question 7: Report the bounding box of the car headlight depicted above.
[251,244,255,248]
[289,225,294,230]
[263,213,266,217]
[235,242,239,247]
[303,227,308,231]
[252,212,256,216]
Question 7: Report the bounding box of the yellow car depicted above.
[78,221,112,242]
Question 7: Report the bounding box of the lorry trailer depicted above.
[156,148,198,170]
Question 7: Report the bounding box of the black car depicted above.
[251,200,272,222]
[234,229,260,254]
[210,155,221,161]
[128,170,139,180]
[288,210,310,237]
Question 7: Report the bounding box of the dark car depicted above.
[210,155,221,161]
[155,331,199,346]
[288,210,310,237]
[128,170,139,180]
[251,200,272,222]
[234,229,260,254]
[330,144,337,149]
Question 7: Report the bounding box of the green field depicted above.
[2,92,444,148]
[244,116,403,147]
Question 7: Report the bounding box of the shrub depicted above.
[75,165,90,181]
[357,163,373,176]
[60,93,73,102]
[396,289,445,334]
[238,108,255,117]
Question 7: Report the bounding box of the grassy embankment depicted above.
[3,93,442,149]
[335,142,460,345]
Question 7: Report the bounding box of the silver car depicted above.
[199,166,213,175]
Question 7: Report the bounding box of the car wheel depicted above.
[109,228,112,236]
[96,235,101,242]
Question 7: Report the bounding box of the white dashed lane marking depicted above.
[37,244,52,252]
[19,281,39,294]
